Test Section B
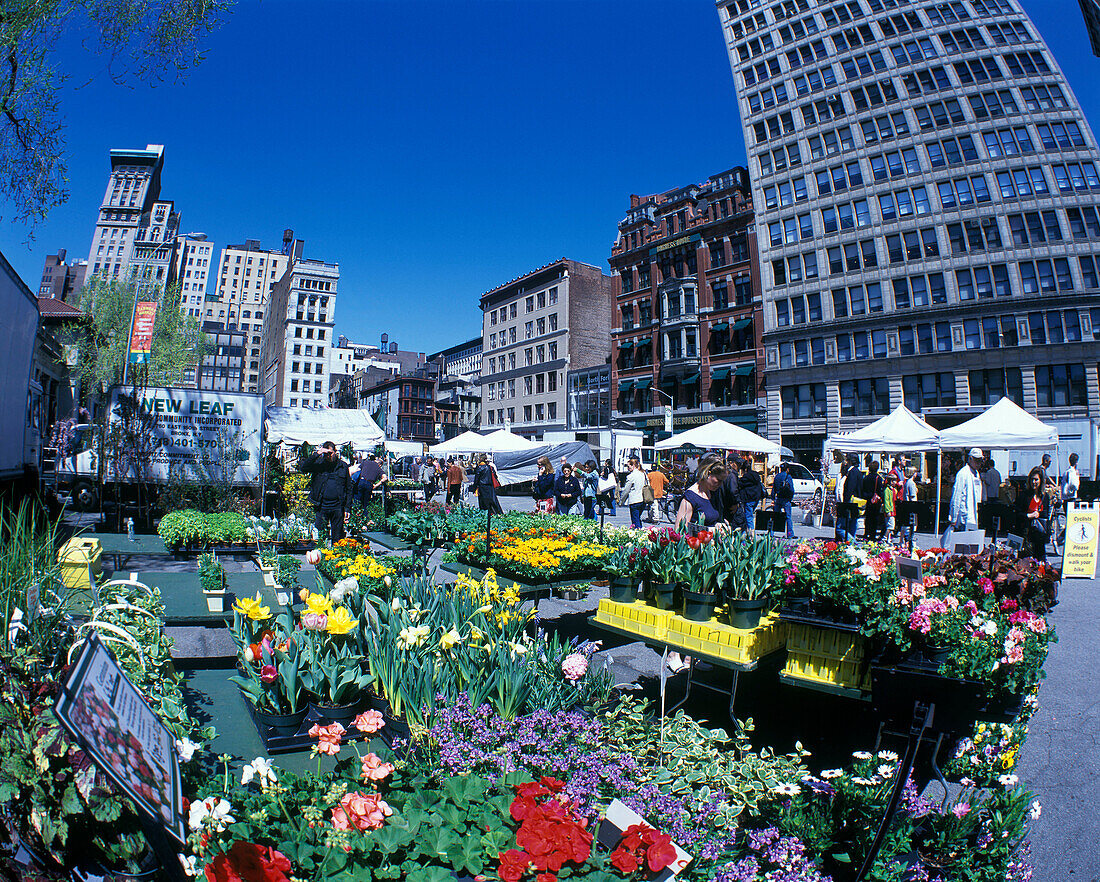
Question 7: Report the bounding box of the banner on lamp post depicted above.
[128,301,158,364]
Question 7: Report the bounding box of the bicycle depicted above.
[659,491,683,524]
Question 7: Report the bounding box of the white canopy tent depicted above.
[654,418,780,454]
[820,404,940,527]
[823,404,940,454]
[937,397,1058,451]
[430,430,489,455]
[479,428,540,453]
[383,439,425,457]
[265,407,384,451]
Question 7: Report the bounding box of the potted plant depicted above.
[257,546,278,588]
[299,595,372,724]
[646,529,682,610]
[603,545,639,603]
[231,618,309,737]
[198,552,227,613]
[681,528,722,622]
[726,533,785,629]
[274,554,301,606]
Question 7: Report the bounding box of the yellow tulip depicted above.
[326,606,357,635]
[234,593,271,621]
[304,593,334,616]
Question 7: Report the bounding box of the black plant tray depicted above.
[777,606,862,633]
[241,693,374,753]
[870,664,984,735]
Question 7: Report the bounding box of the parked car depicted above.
[782,461,823,500]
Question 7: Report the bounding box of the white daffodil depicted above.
[1029,800,1042,819]
[176,737,200,764]
[508,640,529,657]
[820,769,844,779]
[241,757,277,791]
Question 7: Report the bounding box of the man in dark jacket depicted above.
[354,453,385,509]
[300,441,353,542]
[840,454,863,541]
[738,459,764,531]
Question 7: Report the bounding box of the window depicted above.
[903,373,957,411]
[781,384,827,419]
[970,368,1023,406]
[1035,364,1087,408]
[839,377,890,416]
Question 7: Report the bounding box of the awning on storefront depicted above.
[711,367,731,380]
[733,363,755,377]
[618,379,634,391]
[732,318,753,331]
[619,339,634,349]
[710,322,729,332]
[636,336,652,346]
[682,372,700,384]
[635,377,653,390]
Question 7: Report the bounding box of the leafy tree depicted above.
[60,275,208,394]
[1,0,232,229]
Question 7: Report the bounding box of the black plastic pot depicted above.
[608,576,637,603]
[651,581,679,610]
[727,598,766,629]
[682,588,717,622]
[253,706,309,738]
[309,696,363,726]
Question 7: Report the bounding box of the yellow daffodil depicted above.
[507,640,528,657]
[234,593,271,621]
[304,593,334,616]
[469,626,483,642]
[325,606,357,635]
[398,625,430,649]
[441,628,462,651]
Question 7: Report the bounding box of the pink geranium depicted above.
[332,791,392,831]
[309,722,345,756]
[353,709,385,734]
[360,752,395,783]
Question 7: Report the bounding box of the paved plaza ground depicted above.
[80,498,1098,881]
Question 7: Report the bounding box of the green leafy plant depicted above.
[198,552,226,594]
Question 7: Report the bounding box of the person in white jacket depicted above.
[942,448,983,549]
[621,458,647,529]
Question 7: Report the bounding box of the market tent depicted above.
[492,441,597,486]
[937,397,1058,450]
[265,407,384,451]
[480,428,540,453]
[654,418,780,454]
[823,404,940,454]
[430,430,488,455]
[383,439,424,457]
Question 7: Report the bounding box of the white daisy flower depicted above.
[877,750,899,761]
[877,764,896,778]
[772,782,802,796]
[998,774,1019,787]
[821,769,844,779]
[850,776,876,786]
[852,750,873,760]
[1029,800,1041,819]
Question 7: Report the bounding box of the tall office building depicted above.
[718,0,1100,467]
[86,145,167,281]
[176,236,215,318]
[260,247,339,409]
[208,238,293,392]
[39,250,87,301]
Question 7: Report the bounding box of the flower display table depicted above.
[438,561,554,604]
[106,571,280,629]
[778,617,873,701]
[362,530,417,552]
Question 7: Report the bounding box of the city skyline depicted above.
[1,1,1099,357]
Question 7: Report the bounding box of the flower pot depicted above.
[651,581,679,610]
[727,598,766,630]
[203,591,226,613]
[681,589,718,622]
[608,576,637,603]
[276,590,291,606]
[309,697,363,726]
[254,706,309,738]
[918,641,953,667]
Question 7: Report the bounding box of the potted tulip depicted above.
[230,610,309,738]
[299,593,373,724]
[199,552,227,613]
[603,545,639,603]
[681,528,723,622]
[727,533,786,629]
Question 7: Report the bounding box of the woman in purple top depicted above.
[675,453,729,533]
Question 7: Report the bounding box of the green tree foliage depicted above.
[60,275,208,392]
[0,0,232,229]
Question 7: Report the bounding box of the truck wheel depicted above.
[72,481,100,512]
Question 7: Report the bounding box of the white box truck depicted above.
[54,386,264,511]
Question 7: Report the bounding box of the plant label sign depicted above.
[895,556,922,586]
[1063,502,1100,579]
[54,632,185,843]
[596,799,692,879]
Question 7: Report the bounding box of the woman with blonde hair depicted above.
[675,453,729,534]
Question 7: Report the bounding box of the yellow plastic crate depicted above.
[57,537,102,591]
[666,613,788,665]
[595,599,672,639]
[782,622,871,692]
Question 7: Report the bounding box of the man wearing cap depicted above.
[942,448,984,549]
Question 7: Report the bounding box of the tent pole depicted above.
[935,449,942,539]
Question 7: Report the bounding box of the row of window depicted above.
[484,403,557,425]
[486,287,559,327]
[482,342,559,367]
[617,373,756,414]
[485,372,560,401]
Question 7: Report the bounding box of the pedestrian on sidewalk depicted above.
[771,461,795,538]
[647,465,668,523]
[942,448,983,550]
[446,457,465,506]
[621,457,647,529]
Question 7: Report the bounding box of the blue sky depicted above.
[2,0,1098,354]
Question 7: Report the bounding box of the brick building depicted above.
[609,168,764,442]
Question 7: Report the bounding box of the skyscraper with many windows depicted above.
[718,0,1100,468]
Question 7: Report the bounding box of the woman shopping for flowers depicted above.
[620,458,648,529]
[532,456,556,515]
[675,454,729,535]
[1017,466,1050,561]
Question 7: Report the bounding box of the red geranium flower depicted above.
[204,841,291,882]
[498,849,530,882]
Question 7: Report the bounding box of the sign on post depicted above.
[54,633,185,843]
[663,405,673,435]
[1063,502,1099,579]
[128,301,158,364]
